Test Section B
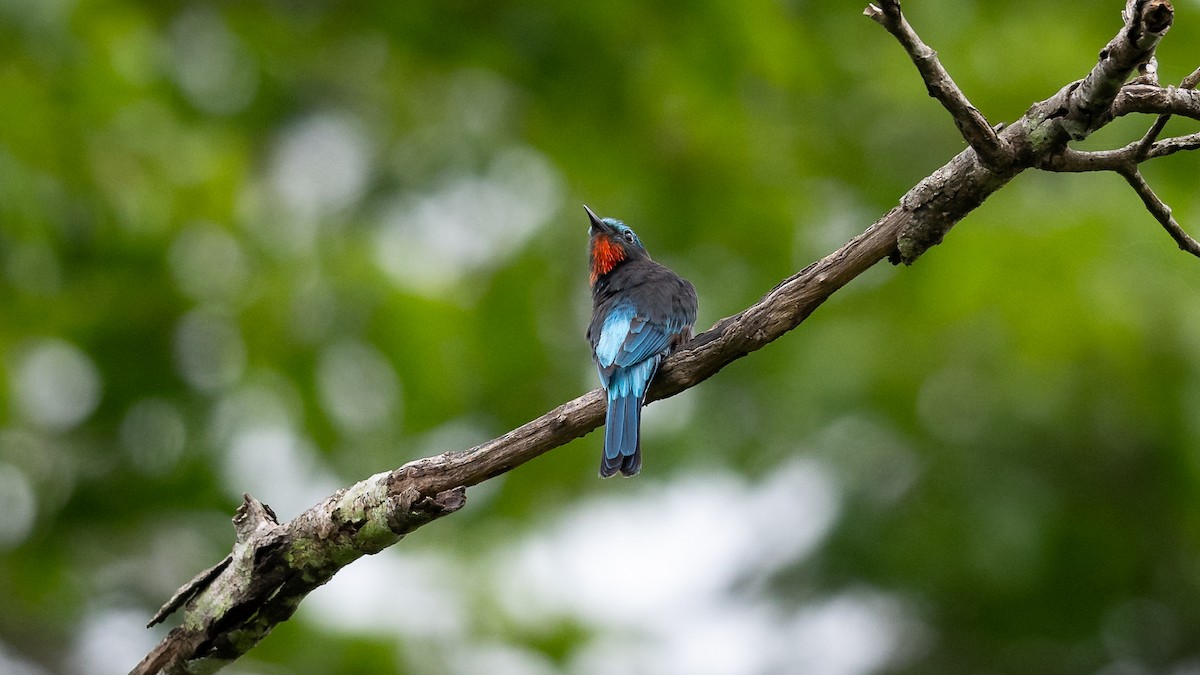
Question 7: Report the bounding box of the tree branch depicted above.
[1113,82,1200,117]
[1137,65,1200,155]
[1119,167,1200,257]
[1037,61,1200,173]
[1051,0,1175,141]
[863,0,1012,172]
[1035,129,1200,172]
[135,2,1198,672]
[135,486,467,674]
[1037,36,1200,257]
[1148,131,1200,157]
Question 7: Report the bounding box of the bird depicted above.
[585,205,698,477]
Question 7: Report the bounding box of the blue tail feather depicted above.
[601,391,642,477]
[604,394,627,461]
[598,356,659,477]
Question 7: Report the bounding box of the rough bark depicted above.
[134,2,1200,672]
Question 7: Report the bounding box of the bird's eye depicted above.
[622,230,635,243]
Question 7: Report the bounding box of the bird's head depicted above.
[585,205,649,285]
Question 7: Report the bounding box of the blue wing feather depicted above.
[595,303,636,370]
[616,320,673,368]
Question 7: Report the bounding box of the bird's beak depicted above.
[583,204,606,233]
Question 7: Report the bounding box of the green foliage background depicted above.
[2,0,1200,673]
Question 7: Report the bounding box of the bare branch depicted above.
[1036,129,1200,172]
[1150,131,1200,158]
[1043,141,1200,258]
[889,0,1176,262]
[1037,129,1200,172]
[1048,0,1174,143]
[1036,44,1200,256]
[1119,167,1200,257]
[1183,66,1200,89]
[864,0,1011,171]
[1137,103,1172,152]
[1114,83,1200,118]
[1137,62,1200,155]
[1038,146,1131,173]
[133,485,468,674]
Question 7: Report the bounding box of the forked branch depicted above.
[1037,60,1200,258]
[863,0,1012,171]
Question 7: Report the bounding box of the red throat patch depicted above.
[589,235,625,285]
